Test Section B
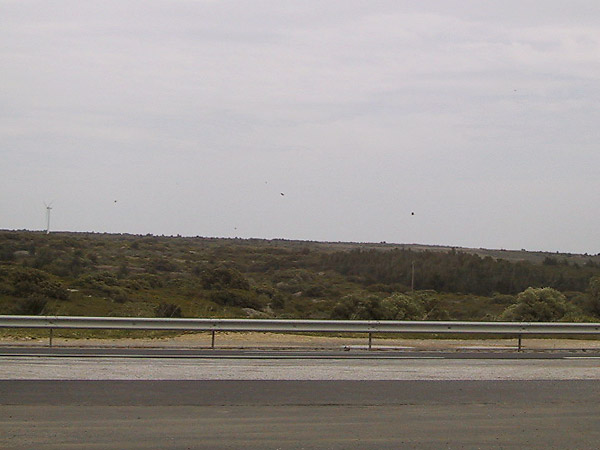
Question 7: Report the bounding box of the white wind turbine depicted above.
[44,201,53,234]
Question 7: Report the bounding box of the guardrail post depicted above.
[49,328,53,347]
[211,330,216,349]
[517,334,522,352]
[368,332,372,351]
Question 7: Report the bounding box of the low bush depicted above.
[201,267,250,290]
[155,302,182,318]
[11,296,48,315]
[500,287,572,321]
[0,266,69,300]
[209,289,265,309]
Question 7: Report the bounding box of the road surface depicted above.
[1,348,599,449]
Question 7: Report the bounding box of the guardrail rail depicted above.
[1,315,600,350]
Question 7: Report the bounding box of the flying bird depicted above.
[280,192,285,196]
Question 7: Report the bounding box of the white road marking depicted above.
[564,356,600,360]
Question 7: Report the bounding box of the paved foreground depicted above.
[1,353,600,449]
[1,352,600,380]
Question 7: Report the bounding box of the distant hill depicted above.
[3,229,598,264]
[1,230,599,322]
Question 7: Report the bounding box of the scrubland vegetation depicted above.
[1,230,600,323]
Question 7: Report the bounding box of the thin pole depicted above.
[411,261,415,292]
[46,207,51,234]
[517,334,522,352]
[211,330,216,349]
[49,328,53,347]
[368,332,372,351]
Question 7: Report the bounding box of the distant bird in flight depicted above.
[280,192,285,196]
[411,212,415,215]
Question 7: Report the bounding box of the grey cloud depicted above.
[2,1,599,253]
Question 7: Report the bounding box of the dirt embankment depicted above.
[2,332,600,352]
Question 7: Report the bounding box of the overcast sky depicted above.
[2,1,599,254]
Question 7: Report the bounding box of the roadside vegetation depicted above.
[1,230,600,324]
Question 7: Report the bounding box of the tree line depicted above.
[316,248,600,296]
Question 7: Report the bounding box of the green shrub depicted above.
[148,257,178,273]
[74,272,119,289]
[12,296,48,315]
[131,274,164,289]
[303,284,326,298]
[380,293,426,320]
[209,289,264,309]
[155,302,182,318]
[331,294,387,320]
[270,292,287,310]
[425,307,451,320]
[491,293,516,305]
[588,276,600,316]
[201,267,250,290]
[74,272,128,302]
[0,266,69,300]
[500,287,571,321]
[331,292,429,320]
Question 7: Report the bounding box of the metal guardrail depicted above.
[2,315,600,334]
[1,315,600,349]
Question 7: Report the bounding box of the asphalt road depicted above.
[2,349,600,449]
